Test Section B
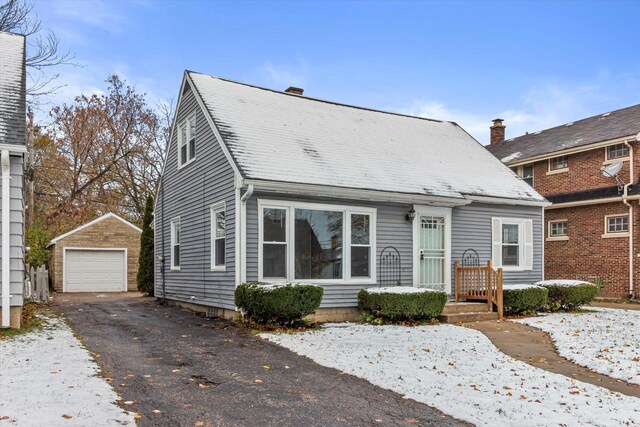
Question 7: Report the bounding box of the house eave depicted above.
[464,194,551,207]
[242,179,502,207]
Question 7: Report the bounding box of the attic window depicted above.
[178,114,197,167]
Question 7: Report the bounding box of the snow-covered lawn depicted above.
[0,316,135,426]
[263,324,640,426]
[515,307,640,385]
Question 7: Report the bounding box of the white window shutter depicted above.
[524,219,534,270]
[491,217,502,267]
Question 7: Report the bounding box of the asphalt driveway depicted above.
[54,293,464,427]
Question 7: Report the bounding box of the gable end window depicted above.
[604,214,629,237]
[171,218,181,270]
[491,217,533,271]
[511,164,534,186]
[259,201,376,283]
[607,144,629,161]
[211,203,226,270]
[178,114,196,167]
[548,156,568,172]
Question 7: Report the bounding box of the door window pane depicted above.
[294,209,343,280]
[263,208,286,242]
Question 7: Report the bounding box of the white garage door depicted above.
[65,249,126,292]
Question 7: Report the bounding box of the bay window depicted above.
[259,201,376,282]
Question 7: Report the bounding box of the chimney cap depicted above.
[285,86,304,95]
[492,118,505,125]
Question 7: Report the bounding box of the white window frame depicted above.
[547,156,569,174]
[511,164,534,186]
[547,219,569,241]
[170,217,181,271]
[491,217,533,272]
[257,199,377,284]
[605,143,629,163]
[210,202,226,271]
[177,113,196,168]
[603,214,629,238]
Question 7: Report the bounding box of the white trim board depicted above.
[62,247,128,292]
[49,213,141,246]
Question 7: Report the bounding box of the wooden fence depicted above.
[454,260,503,318]
[24,265,49,303]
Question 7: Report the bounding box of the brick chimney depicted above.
[285,86,304,95]
[490,118,505,145]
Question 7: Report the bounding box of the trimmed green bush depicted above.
[235,283,323,325]
[502,285,548,315]
[536,281,600,311]
[358,287,447,321]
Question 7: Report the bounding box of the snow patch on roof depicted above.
[187,72,545,202]
[0,32,26,146]
[501,151,522,163]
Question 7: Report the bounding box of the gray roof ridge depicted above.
[185,70,456,127]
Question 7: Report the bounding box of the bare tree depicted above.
[0,0,74,102]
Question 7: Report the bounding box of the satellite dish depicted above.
[601,161,623,178]
[601,161,624,192]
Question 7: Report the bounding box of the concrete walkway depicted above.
[467,319,640,398]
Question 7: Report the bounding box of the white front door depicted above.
[413,207,452,293]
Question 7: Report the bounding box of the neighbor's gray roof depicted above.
[487,104,640,164]
[187,71,544,202]
[0,31,26,146]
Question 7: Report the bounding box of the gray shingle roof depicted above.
[486,104,640,164]
[187,71,545,202]
[0,31,26,147]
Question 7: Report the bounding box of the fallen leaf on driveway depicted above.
[171,369,180,373]
[195,422,205,426]
[152,409,162,414]
[255,379,263,383]
[62,414,73,419]
[263,365,270,369]
[198,383,209,389]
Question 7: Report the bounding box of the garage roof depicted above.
[48,213,141,246]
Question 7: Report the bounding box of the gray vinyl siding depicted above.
[451,203,543,284]
[246,197,543,308]
[0,154,24,306]
[154,83,237,310]
[245,193,414,308]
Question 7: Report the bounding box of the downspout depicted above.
[2,150,11,328]
[622,139,635,298]
[239,184,254,284]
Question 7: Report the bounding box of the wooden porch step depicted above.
[438,311,500,324]
[442,302,490,315]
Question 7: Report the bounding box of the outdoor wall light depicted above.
[406,208,416,223]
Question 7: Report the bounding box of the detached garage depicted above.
[48,213,142,292]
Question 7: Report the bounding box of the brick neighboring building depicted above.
[486,105,640,298]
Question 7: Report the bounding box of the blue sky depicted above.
[33,0,640,143]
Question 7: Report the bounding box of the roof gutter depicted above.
[464,194,551,207]
[242,179,472,207]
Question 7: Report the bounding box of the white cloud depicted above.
[398,82,611,144]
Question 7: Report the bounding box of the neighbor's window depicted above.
[606,215,628,234]
[501,223,520,267]
[549,220,568,237]
[178,114,196,167]
[260,202,375,281]
[171,218,181,270]
[211,203,226,269]
[549,156,568,171]
[607,144,629,160]
[512,164,534,186]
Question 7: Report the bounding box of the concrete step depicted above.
[438,311,500,324]
[442,302,490,315]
